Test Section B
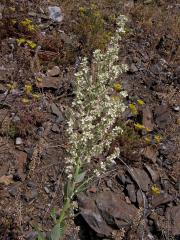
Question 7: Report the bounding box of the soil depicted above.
[0,0,179,240]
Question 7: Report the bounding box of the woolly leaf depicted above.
[75,171,86,183]
[50,223,64,240]
[50,208,57,223]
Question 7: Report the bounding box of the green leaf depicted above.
[37,235,45,240]
[50,223,64,240]
[36,230,45,240]
[64,179,73,198]
[50,208,57,223]
[74,171,86,183]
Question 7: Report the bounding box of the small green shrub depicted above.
[74,4,113,54]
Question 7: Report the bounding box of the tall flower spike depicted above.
[65,15,128,179]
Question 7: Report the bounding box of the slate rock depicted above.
[142,146,158,163]
[0,83,7,93]
[15,151,27,177]
[124,0,134,11]
[144,0,153,4]
[51,124,60,133]
[24,189,38,202]
[37,76,60,89]
[47,66,60,77]
[151,193,173,208]
[77,193,112,237]
[127,168,151,192]
[129,63,138,73]
[166,206,180,236]
[116,174,132,185]
[144,164,159,182]
[154,105,171,128]
[9,185,19,197]
[136,189,144,207]
[96,191,138,229]
[143,107,154,131]
[126,184,136,203]
[50,103,64,122]
[27,181,36,188]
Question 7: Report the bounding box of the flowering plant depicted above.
[66,15,128,181]
[48,15,128,240]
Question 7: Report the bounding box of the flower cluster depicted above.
[65,15,128,179]
[16,38,37,49]
[20,18,36,31]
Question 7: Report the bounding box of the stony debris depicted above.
[44,186,50,194]
[0,175,14,185]
[50,103,64,122]
[47,66,60,77]
[15,151,27,179]
[166,205,180,236]
[0,1,179,239]
[77,193,112,237]
[143,106,154,131]
[15,137,23,145]
[0,83,6,93]
[77,191,139,237]
[144,0,153,4]
[116,174,132,185]
[88,186,97,193]
[124,0,134,11]
[151,193,173,208]
[27,181,36,188]
[48,6,63,23]
[95,191,138,229]
[126,184,136,203]
[154,105,171,128]
[24,189,38,202]
[129,63,138,73]
[136,189,144,207]
[0,4,3,20]
[172,105,180,112]
[127,168,151,192]
[37,76,61,89]
[142,146,158,163]
[8,184,19,197]
[51,124,60,133]
[12,115,20,123]
[144,164,159,182]
[0,162,9,177]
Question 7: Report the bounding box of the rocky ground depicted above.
[0,0,179,240]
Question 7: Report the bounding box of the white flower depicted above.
[65,15,128,179]
[120,91,128,98]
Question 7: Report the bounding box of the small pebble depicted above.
[173,106,180,112]
[48,6,63,22]
[16,137,23,145]
[44,186,50,194]
[12,116,20,122]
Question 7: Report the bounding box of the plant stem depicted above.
[57,197,71,225]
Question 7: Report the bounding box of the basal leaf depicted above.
[75,171,86,183]
[50,223,64,240]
